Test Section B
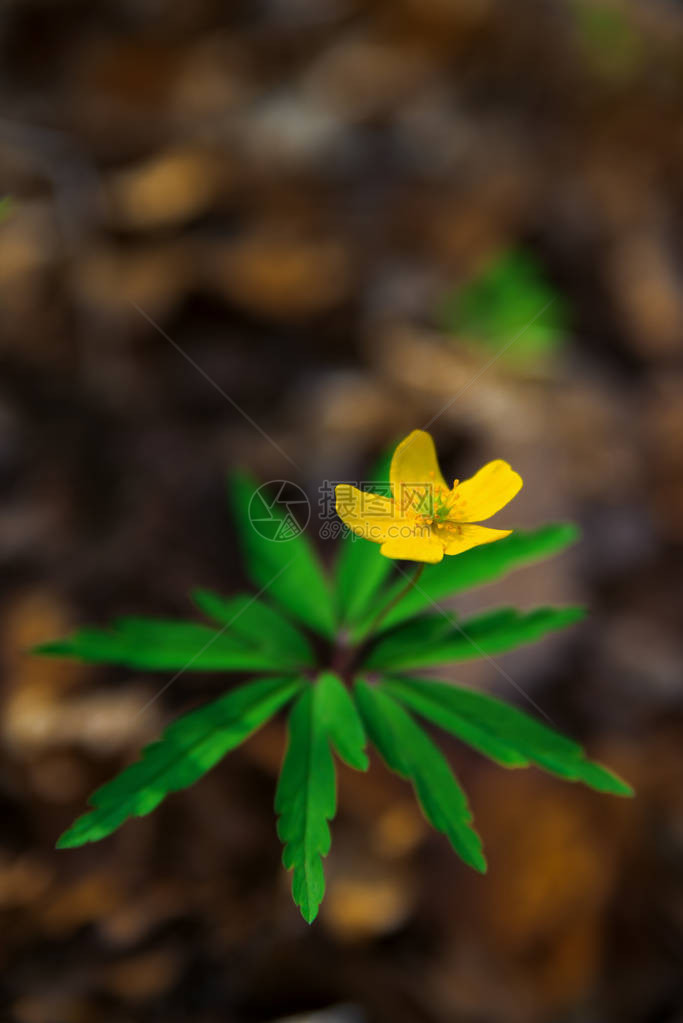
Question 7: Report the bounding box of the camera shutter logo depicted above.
[248,481,311,542]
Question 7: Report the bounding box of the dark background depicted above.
[1,1,682,1021]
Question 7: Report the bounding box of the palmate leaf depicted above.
[276,672,368,923]
[355,524,579,637]
[230,471,335,639]
[335,451,395,628]
[58,676,304,848]
[35,613,305,673]
[382,676,633,796]
[364,605,585,671]
[354,679,486,872]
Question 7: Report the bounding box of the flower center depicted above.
[398,479,463,529]
[433,479,460,521]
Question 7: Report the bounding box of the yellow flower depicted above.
[335,430,522,564]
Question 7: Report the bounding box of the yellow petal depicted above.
[380,536,445,563]
[450,460,522,522]
[335,484,400,543]
[435,522,512,556]
[390,429,448,518]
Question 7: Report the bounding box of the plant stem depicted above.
[364,563,424,639]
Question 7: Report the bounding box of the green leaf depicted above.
[383,679,530,769]
[316,671,368,771]
[276,674,369,922]
[358,524,579,636]
[230,471,335,638]
[335,450,395,628]
[192,589,315,665]
[364,605,585,671]
[335,532,394,631]
[383,674,579,760]
[58,676,303,848]
[35,615,303,672]
[354,680,486,872]
[275,687,335,923]
[383,675,633,797]
[0,197,11,222]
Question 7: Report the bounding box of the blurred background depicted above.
[1,1,682,1020]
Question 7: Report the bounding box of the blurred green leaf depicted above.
[0,197,11,222]
[358,524,580,636]
[382,675,633,796]
[35,615,301,672]
[57,676,303,848]
[335,449,395,628]
[364,606,585,671]
[230,471,335,638]
[355,680,486,872]
[440,249,569,363]
[383,673,579,759]
[382,677,530,768]
[192,589,315,665]
[572,0,643,80]
[316,671,368,771]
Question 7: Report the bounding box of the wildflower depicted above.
[335,430,523,563]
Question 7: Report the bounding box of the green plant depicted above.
[36,461,632,923]
[571,0,644,80]
[440,248,569,364]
